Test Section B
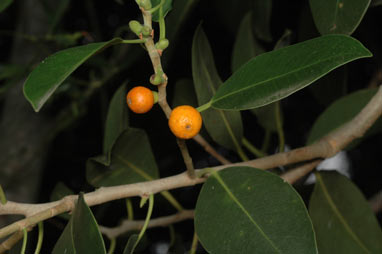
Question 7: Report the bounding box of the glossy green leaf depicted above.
[103,84,128,157]
[250,30,291,132]
[151,0,172,22]
[307,88,382,145]
[87,128,159,187]
[232,12,265,73]
[52,193,106,254]
[0,0,12,12]
[23,38,122,112]
[309,0,370,35]
[212,35,372,111]
[195,167,318,254]
[309,171,382,253]
[192,25,243,152]
[253,0,273,42]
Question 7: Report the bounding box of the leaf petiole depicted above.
[196,101,212,112]
[147,0,165,14]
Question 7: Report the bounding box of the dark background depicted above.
[0,0,381,253]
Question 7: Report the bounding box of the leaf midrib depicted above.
[213,172,281,253]
[316,173,370,253]
[212,45,367,106]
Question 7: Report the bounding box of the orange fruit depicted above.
[126,86,154,114]
[168,105,202,139]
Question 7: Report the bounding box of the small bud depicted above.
[150,73,163,85]
[141,26,151,37]
[155,38,169,51]
[129,20,143,36]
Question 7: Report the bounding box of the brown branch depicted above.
[193,134,231,165]
[99,209,194,239]
[0,231,23,253]
[1,86,381,240]
[281,160,322,184]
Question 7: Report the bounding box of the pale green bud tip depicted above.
[129,20,143,35]
[155,38,169,50]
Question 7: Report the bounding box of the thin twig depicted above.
[99,210,194,239]
[0,231,24,253]
[281,160,322,184]
[1,86,381,240]
[193,134,231,165]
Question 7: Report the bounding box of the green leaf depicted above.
[252,0,273,42]
[166,0,200,42]
[192,25,243,152]
[309,0,370,35]
[123,234,139,254]
[250,30,291,132]
[251,103,281,132]
[0,0,12,12]
[52,193,106,254]
[231,12,265,73]
[307,88,382,146]
[87,128,159,187]
[212,35,372,111]
[195,167,318,254]
[371,0,382,6]
[309,171,382,253]
[172,79,198,108]
[103,84,129,157]
[151,0,172,22]
[23,38,122,112]
[50,182,74,202]
[309,66,348,106]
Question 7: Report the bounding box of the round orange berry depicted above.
[168,105,202,139]
[126,86,154,114]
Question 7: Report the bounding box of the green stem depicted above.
[160,191,183,211]
[0,184,7,204]
[134,195,154,249]
[126,198,134,220]
[21,229,28,254]
[168,225,175,248]
[121,39,146,44]
[261,129,271,153]
[34,222,44,254]
[190,231,198,254]
[107,238,116,254]
[158,2,166,40]
[275,101,285,152]
[242,137,267,158]
[237,146,249,161]
[147,0,165,14]
[196,101,212,113]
